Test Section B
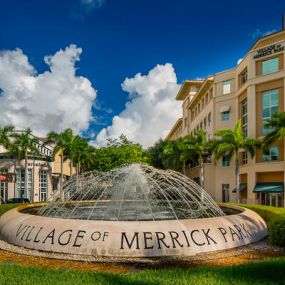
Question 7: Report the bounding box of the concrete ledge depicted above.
[0,205,268,257]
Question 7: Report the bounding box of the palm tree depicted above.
[74,143,94,173]
[0,125,14,150]
[178,130,209,187]
[212,120,261,204]
[12,128,40,201]
[264,112,285,146]
[0,125,14,203]
[162,139,183,171]
[46,129,75,195]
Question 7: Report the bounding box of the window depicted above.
[262,147,278,161]
[0,168,8,202]
[184,118,187,128]
[200,122,203,129]
[262,89,279,135]
[15,169,33,200]
[241,99,248,137]
[222,155,230,167]
[204,117,207,128]
[39,170,48,202]
[222,80,231,94]
[221,111,230,121]
[208,112,211,126]
[242,152,248,165]
[222,184,230,203]
[262,57,279,75]
[241,68,248,85]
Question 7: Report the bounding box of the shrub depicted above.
[268,219,285,247]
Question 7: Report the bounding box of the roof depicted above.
[175,80,204,101]
[186,77,214,109]
[165,118,183,140]
[250,30,285,51]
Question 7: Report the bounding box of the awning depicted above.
[253,182,284,193]
[220,106,230,113]
[232,183,247,193]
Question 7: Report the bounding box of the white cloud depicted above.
[262,29,277,37]
[251,28,277,39]
[95,63,181,148]
[237,58,243,65]
[70,0,105,20]
[81,0,105,10]
[0,45,96,136]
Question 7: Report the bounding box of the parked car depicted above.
[6,198,30,204]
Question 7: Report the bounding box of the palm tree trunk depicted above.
[70,160,73,178]
[183,161,186,175]
[76,164,79,191]
[236,158,240,204]
[32,156,35,203]
[199,158,205,202]
[60,154,63,200]
[199,158,204,188]
[24,152,28,200]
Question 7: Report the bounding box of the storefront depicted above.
[254,182,284,207]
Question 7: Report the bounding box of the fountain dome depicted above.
[38,164,224,221]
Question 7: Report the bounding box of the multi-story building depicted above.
[0,132,75,203]
[167,29,285,207]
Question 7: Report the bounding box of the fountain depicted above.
[0,164,267,257]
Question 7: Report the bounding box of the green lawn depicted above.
[0,257,284,285]
[0,203,20,216]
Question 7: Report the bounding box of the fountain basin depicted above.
[0,204,267,257]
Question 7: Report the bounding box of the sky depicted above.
[0,0,284,147]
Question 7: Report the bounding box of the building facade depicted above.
[167,30,285,207]
[0,133,75,203]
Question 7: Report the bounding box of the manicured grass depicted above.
[0,257,284,285]
[0,203,20,216]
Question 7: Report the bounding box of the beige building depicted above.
[0,132,75,203]
[167,30,285,207]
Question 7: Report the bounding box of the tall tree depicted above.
[92,134,150,171]
[162,139,183,171]
[148,139,169,169]
[46,128,75,195]
[178,130,210,187]
[12,128,40,201]
[0,125,14,150]
[212,120,261,203]
[0,125,14,203]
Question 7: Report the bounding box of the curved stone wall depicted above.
[0,205,267,257]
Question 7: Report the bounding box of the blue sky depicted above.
[0,0,284,146]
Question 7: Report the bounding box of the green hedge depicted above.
[231,203,285,247]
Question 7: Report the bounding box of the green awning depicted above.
[253,182,284,193]
[232,183,247,193]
